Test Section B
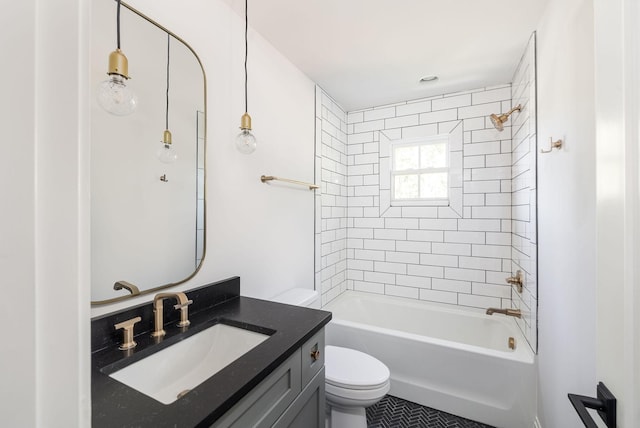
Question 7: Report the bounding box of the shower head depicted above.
[489,104,522,132]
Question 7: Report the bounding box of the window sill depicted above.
[391,199,450,207]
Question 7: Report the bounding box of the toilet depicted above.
[272,288,390,428]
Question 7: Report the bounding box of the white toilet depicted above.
[272,288,390,428]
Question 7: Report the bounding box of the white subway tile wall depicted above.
[315,87,348,306]
[315,53,538,352]
[196,110,205,268]
[340,84,514,311]
[510,33,538,352]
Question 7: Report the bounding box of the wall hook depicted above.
[160,174,168,182]
[541,137,563,153]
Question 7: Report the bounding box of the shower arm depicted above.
[506,105,522,116]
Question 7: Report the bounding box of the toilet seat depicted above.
[325,380,390,402]
[325,346,390,391]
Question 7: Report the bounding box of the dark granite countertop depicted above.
[91,278,331,428]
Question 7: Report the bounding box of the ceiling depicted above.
[221,0,549,112]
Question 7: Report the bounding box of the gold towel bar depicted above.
[261,175,319,190]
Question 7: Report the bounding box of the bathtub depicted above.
[322,291,536,428]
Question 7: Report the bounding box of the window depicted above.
[391,136,449,205]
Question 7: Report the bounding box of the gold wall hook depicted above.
[541,137,563,153]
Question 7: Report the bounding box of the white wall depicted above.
[2,2,37,425]
[1,0,92,426]
[92,0,316,316]
[535,0,597,426]
[594,0,640,425]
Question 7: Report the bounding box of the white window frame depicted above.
[390,135,450,207]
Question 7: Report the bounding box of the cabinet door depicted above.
[273,367,325,428]
[211,350,302,428]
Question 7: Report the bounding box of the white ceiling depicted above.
[221,0,549,111]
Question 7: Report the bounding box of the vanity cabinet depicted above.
[211,329,326,428]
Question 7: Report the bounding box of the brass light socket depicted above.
[108,49,130,79]
[240,112,252,130]
[163,129,173,145]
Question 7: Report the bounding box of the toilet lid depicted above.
[325,346,390,390]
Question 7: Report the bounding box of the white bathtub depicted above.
[322,291,536,428]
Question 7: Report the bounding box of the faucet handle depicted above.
[114,316,142,350]
[173,299,193,310]
[174,299,193,328]
[505,270,524,293]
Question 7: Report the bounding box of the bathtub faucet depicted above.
[486,308,522,318]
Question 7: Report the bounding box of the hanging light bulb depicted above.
[97,0,137,116]
[235,0,257,154]
[157,130,178,163]
[236,113,257,154]
[157,34,177,164]
[96,50,137,116]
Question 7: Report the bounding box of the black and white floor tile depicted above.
[366,395,494,428]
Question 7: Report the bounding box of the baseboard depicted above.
[533,416,542,428]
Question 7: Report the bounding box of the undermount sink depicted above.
[108,323,270,404]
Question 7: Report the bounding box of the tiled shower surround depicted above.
[315,87,349,306]
[316,43,538,351]
[510,34,538,351]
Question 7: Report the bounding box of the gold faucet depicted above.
[151,292,193,338]
[486,308,522,318]
[113,280,140,296]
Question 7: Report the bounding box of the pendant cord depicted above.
[244,0,248,113]
[166,34,170,130]
[116,0,121,49]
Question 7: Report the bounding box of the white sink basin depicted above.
[108,323,269,404]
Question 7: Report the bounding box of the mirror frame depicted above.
[91,1,207,306]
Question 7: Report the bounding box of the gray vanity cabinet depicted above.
[211,329,326,428]
[273,368,325,428]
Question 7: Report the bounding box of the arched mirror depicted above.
[91,0,206,305]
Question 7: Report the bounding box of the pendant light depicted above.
[235,0,257,154]
[97,0,138,116]
[157,34,178,164]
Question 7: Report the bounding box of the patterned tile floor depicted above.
[366,395,494,428]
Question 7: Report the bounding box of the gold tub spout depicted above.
[486,308,522,318]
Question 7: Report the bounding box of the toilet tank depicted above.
[271,288,320,309]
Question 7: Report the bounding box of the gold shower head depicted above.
[489,104,522,132]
